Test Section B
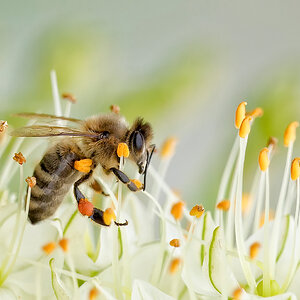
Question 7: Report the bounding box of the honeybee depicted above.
[11,111,155,226]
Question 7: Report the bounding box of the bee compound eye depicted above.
[133,131,144,151]
[99,131,109,139]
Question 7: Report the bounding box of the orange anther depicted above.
[239,116,252,138]
[170,201,184,220]
[74,159,93,173]
[110,104,120,114]
[258,148,269,172]
[62,92,76,103]
[249,242,261,259]
[78,199,94,217]
[235,101,247,129]
[103,208,116,226]
[25,176,36,188]
[117,143,130,158]
[13,152,26,165]
[189,204,205,218]
[89,287,99,300]
[130,179,143,190]
[284,121,299,147]
[42,242,56,254]
[291,158,300,181]
[248,107,264,119]
[232,287,243,300]
[216,200,230,211]
[0,120,8,132]
[169,258,181,274]
[169,239,180,248]
[161,137,178,158]
[259,210,274,228]
[58,238,69,252]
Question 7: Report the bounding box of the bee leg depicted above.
[110,167,139,192]
[90,180,109,196]
[73,171,93,204]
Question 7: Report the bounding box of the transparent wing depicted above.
[13,112,83,125]
[10,125,98,138]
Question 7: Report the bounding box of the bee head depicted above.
[127,118,154,174]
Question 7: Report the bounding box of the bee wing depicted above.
[13,112,83,125]
[10,125,98,138]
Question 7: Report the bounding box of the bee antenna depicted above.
[143,144,155,191]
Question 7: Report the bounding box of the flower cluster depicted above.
[0,73,300,300]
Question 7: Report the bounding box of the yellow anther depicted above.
[103,208,116,226]
[248,107,264,119]
[25,176,36,188]
[169,239,180,248]
[239,116,252,138]
[242,193,251,214]
[235,101,247,129]
[171,201,184,220]
[284,121,299,147]
[258,147,270,172]
[249,242,261,259]
[0,120,8,132]
[58,238,69,252]
[13,152,26,165]
[62,92,76,103]
[259,210,274,228]
[130,179,143,190]
[74,159,93,173]
[89,287,99,300]
[110,104,120,114]
[291,158,300,181]
[161,137,178,158]
[189,204,205,218]
[169,258,181,274]
[216,200,230,211]
[42,242,56,254]
[232,287,243,300]
[117,143,130,158]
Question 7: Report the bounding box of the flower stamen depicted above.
[235,101,247,129]
[42,242,56,255]
[284,121,299,147]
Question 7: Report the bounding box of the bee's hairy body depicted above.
[24,113,153,224]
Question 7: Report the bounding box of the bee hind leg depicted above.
[110,167,139,192]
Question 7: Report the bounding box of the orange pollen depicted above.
[117,143,130,158]
[170,201,185,220]
[284,121,299,147]
[248,107,264,119]
[25,176,36,188]
[78,199,94,217]
[0,120,8,132]
[169,238,180,247]
[249,242,261,259]
[110,104,120,114]
[258,147,270,172]
[160,137,178,158]
[235,101,247,129]
[62,92,76,103]
[291,158,300,181]
[232,287,243,300]
[239,116,252,138]
[89,287,99,300]
[189,204,205,218]
[169,258,181,274]
[130,179,143,190]
[13,152,26,165]
[42,242,56,254]
[216,200,230,211]
[58,238,69,252]
[74,159,93,173]
[259,210,274,228]
[103,208,116,226]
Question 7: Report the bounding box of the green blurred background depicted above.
[1,1,300,210]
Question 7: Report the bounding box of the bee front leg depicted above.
[110,167,139,191]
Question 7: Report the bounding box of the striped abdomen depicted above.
[29,144,82,224]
